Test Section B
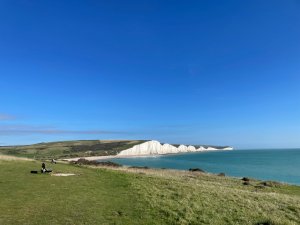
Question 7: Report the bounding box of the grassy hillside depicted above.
[0,140,147,159]
[1,158,300,225]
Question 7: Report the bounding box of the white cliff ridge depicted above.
[117,140,233,156]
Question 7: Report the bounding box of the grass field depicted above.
[1,158,300,225]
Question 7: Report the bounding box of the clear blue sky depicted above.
[0,0,300,149]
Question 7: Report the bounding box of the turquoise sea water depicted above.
[103,149,300,185]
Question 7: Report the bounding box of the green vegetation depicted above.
[1,158,300,225]
[0,140,147,159]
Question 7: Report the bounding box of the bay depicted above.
[102,149,300,185]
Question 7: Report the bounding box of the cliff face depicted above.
[117,140,233,156]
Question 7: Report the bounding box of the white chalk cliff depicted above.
[117,140,233,156]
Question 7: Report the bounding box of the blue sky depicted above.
[0,0,300,148]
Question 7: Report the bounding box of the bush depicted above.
[188,168,205,172]
[74,158,122,167]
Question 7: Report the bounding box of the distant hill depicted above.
[0,140,233,160]
[169,144,232,149]
[0,140,147,159]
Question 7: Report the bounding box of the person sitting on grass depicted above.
[41,162,47,173]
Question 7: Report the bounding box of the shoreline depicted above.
[63,149,233,162]
[1,153,297,186]
[69,159,299,187]
[63,154,165,162]
[62,150,300,186]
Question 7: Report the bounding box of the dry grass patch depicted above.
[0,154,33,161]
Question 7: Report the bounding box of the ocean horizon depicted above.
[102,148,300,185]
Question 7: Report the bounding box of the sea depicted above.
[103,149,300,185]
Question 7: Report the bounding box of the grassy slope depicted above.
[0,159,157,225]
[1,159,300,225]
[0,140,147,159]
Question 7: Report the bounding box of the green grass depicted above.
[1,159,300,225]
[0,160,158,225]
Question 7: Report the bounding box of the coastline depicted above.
[66,157,299,187]
[61,148,300,186]
[63,154,164,162]
[63,155,118,161]
[63,149,233,162]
